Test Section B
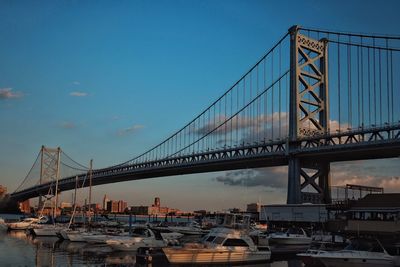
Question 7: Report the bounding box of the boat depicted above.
[268,227,311,245]
[297,234,347,266]
[165,221,209,235]
[7,217,45,230]
[312,238,394,267]
[162,213,271,264]
[32,224,64,236]
[82,230,127,244]
[106,226,166,251]
[152,228,184,244]
[297,248,327,266]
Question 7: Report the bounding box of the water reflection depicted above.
[0,231,305,267]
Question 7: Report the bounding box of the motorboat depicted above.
[297,235,347,266]
[269,227,311,245]
[32,224,64,236]
[82,230,128,244]
[106,227,166,251]
[7,217,45,230]
[312,238,394,267]
[162,214,271,264]
[155,221,208,235]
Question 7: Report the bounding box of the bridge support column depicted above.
[287,158,301,204]
[288,159,331,204]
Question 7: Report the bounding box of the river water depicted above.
[0,230,306,267]
[0,214,304,267]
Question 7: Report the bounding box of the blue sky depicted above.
[1,0,400,211]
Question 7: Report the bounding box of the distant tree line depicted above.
[0,195,21,213]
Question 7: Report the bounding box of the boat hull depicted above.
[269,236,311,245]
[319,257,394,267]
[33,227,59,236]
[162,248,271,264]
[67,232,86,242]
[107,238,165,251]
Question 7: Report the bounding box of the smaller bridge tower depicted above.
[38,146,61,214]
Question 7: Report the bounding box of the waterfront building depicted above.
[260,204,328,225]
[247,203,261,213]
[247,203,261,221]
[130,197,181,215]
[344,193,400,234]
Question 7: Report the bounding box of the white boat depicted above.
[269,227,311,245]
[32,224,66,236]
[162,214,271,264]
[166,221,209,235]
[67,230,87,242]
[82,231,128,244]
[312,238,394,267]
[297,248,328,266]
[7,217,44,230]
[106,227,166,251]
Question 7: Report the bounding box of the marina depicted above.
[1,1,400,266]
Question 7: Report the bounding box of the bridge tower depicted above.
[287,26,331,204]
[38,146,61,213]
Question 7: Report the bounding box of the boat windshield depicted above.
[213,236,226,245]
[203,235,216,242]
[223,238,249,247]
[344,239,384,252]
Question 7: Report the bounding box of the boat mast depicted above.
[53,147,61,221]
[88,159,93,226]
[67,176,79,229]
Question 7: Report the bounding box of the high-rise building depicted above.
[118,200,127,213]
[154,197,160,207]
[107,200,119,213]
[103,194,110,210]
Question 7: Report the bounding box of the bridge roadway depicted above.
[11,124,400,201]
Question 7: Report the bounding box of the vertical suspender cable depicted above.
[279,41,282,139]
[373,38,377,126]
[348,36,352,129]
[361,37,364,127]
[271,50,274,140]
[264,59,267,141]
[338,34,341,132]
[368,46,371,125]
[379,46,382,125]
[386,39,390,124]
[357,41,360,128]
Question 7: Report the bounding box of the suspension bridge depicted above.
[10,26,400,205]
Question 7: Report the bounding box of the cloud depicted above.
[0,88,24,99]
[72,81,80,85]
[214,167,288,189]
[69,91,88,97]
[117,124,145,136]
[60,122,77,129]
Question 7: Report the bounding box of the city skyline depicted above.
[1,0,400,211]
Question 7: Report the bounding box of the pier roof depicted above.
[351,193,400,209]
